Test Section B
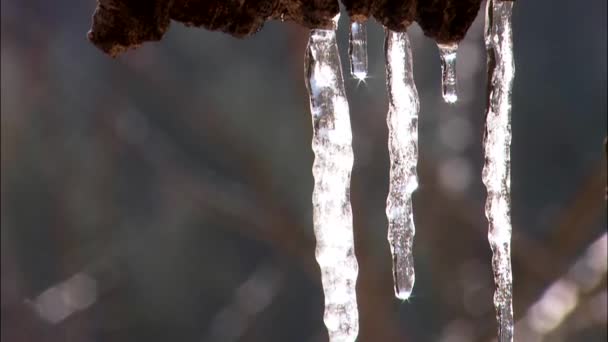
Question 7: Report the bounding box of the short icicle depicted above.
[384,29,420,300]
[482,1,515,341]
[349,20,368,81]
[304,17,359,342]
[437,43,459,104]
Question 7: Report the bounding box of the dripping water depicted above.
[304,15,360,342]
[384,29,420,300]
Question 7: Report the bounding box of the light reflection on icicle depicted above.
[437,43,459,104]
[384,29,420,300]
[304,15,359,342]
[482,1,515,341]
[349,21,368,81]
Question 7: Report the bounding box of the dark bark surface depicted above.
[416,0,483,44]
[370,0,418,31]
[88,0,493,56]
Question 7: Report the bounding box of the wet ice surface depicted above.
[384,29,420,300]
[304,23,359,342]
[437,43,459,104]
[482,1,516,341]
[349,21,368,81]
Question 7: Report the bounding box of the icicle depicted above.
[482,1,515,341]
[437,43,459,104]
[384,29,420,300]
[304,16,359,342]
[349,21,368,81]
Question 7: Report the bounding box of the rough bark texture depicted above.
[341,0,373,22]
[87,0,494,56]
[88,0,173,57]
[89,0,341,56]
[371,0,417,31]
[416,0,483,44]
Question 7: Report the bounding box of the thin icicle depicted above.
[437,43,459,103]
[304,18,359,342]
[349,21,368,81]
[384,29,420,300]
[482,1,515,341]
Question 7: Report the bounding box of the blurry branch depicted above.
[105,82,607,341]
[88,38,606,341]
[605,137,607,199]
[103,61,408,341]
[557,286,607,338]
[549,164,607,255]
[515,233,607,341]
[201,263,284,342]
[414,159,607,341]
[516,161,606,307]
[499,163,606,341]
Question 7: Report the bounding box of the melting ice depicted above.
[349,21,368,81]
[301,2,517,338]
[437,43,459,103]
[482,1,516,341]
[304,18,360,342]
[384,29,420,300]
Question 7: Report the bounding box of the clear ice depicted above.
[437,43,459,104]
[304,18,360,342]
[349,21,368,81]
[384,29,420,300]
[482,1,515,341]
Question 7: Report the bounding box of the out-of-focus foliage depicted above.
[1,1,606,341]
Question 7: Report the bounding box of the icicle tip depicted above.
[353,71,367,82]
[395,287,413,301]
[437,43,459,104]
[443,93,458,104]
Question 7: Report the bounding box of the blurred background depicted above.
[1,1,606,341]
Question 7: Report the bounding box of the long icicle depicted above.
[482,1,515,341]
[304,19,359,342]
[385,29,420,300]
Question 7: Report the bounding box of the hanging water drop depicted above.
[304,16,359,342]
[349,21,368,81]
[384,29,420,300]
[482,1,515,341]
[437,43,459,104]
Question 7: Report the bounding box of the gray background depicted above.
[1,1,606,341]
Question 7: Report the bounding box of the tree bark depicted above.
[87,0,496,56]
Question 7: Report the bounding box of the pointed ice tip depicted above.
[395,288,412,301]
[353,71,367,81]
[443,93,458,104]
